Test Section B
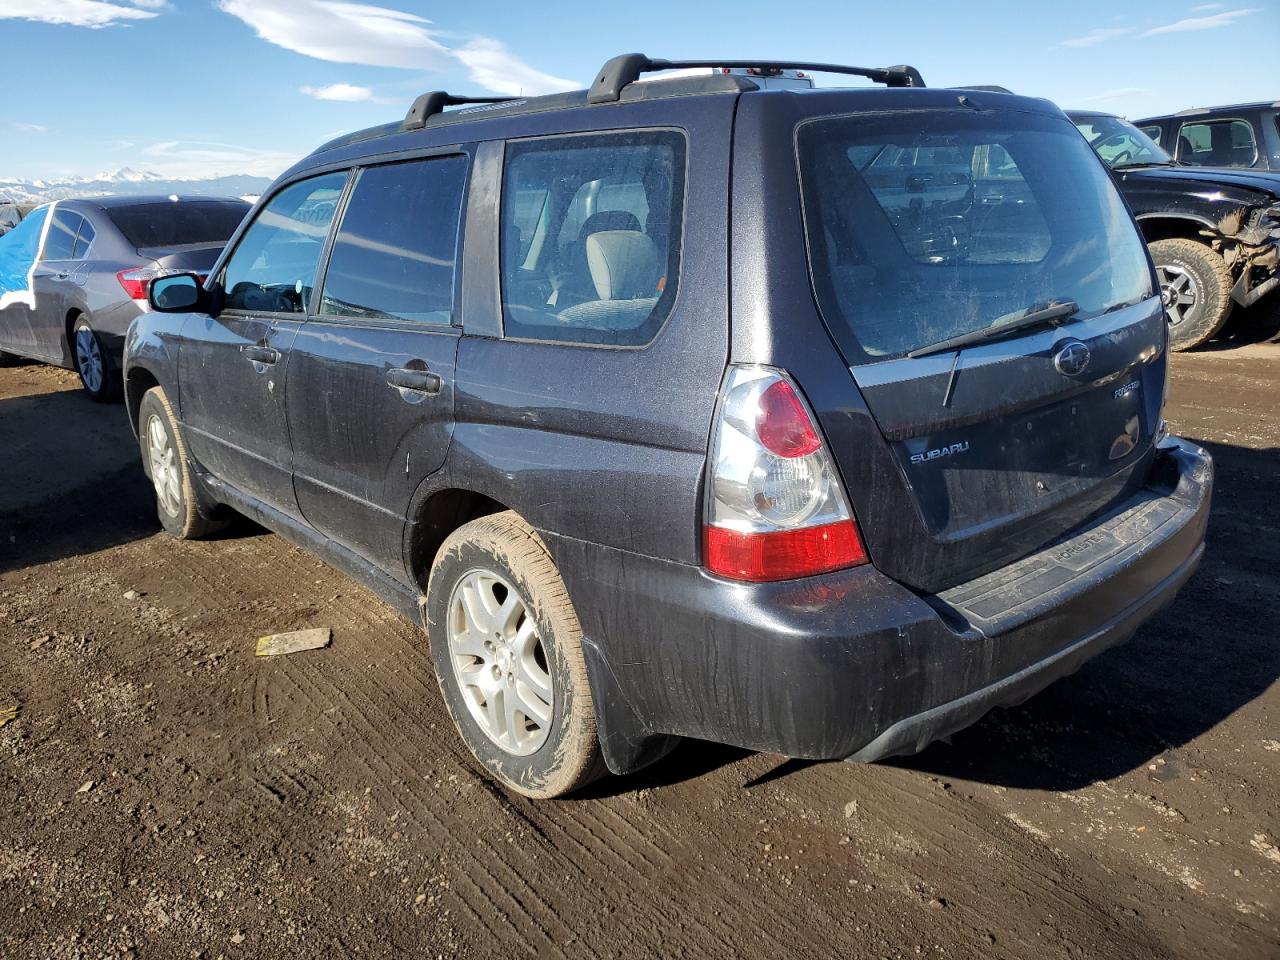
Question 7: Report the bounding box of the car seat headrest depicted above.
[578,210,642,240]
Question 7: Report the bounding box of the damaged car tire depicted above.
[1149,238,1234,351]
[137,386,226,540]
[425,512,607,798]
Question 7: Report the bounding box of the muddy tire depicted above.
[137,386,225,540]
[425,511,606,798]
[71,316,122,402]
[1149,238,1234,351]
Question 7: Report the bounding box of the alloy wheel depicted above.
[75,327,104,394]
[146,414,181,517]
[447,569,553,756]
[1157,264,1198,326]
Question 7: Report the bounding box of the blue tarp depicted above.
[0,204,49,306]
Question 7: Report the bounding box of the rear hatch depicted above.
[796,100,1166,593]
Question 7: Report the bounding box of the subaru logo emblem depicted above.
[1053,339,1091,377]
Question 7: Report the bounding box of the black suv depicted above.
[1070,111,1280,350]
[1135,102,1280,172]
[125,56,1213,798]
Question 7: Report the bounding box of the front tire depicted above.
[1149,238,1234,351]
[72,317,122,402]
[425,512,606,798]
[137,386,225,539]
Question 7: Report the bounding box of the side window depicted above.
[1139,125,1162,145]
[71,218,95,259]
[1178,120,1258,167]
[500,131,686,347]
[221,172,347,313]
[319,155,467,324]
[43,210,81,260]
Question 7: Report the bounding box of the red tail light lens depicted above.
[117,266,187,301]
[756,379,822,458]
[705,521,866,582]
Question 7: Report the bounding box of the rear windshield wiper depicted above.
[906,299,1080,358]
[1112,160,1175,170]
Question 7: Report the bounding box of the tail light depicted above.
[116,266,180,301]
[704,365,867,581]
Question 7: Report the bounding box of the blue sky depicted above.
[2,0,1277,181]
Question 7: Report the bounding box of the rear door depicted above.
[790,99,1165,592]
[179,172,347,517]
[287,151,469,574]
[28,207,83,361]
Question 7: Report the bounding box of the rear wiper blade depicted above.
[906,299,1080,358]
[1113,160,1174,170]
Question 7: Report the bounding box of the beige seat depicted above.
[557,230,662,332]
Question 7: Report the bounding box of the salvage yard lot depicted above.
[2,326,1279,959]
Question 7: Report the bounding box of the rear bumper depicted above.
[545,438,1212,775]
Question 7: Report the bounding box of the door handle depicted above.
[386,366,442,395]
[241,344,279,365]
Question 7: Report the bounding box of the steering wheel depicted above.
[1110,149,1132,166]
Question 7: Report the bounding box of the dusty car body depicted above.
[0,195,249,399]
[1070,111,1280,349]
[124,57,1212,798]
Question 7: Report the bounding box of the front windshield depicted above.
[797,109,1154,364]
[1072,115,1172,168]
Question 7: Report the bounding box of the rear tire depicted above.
[425,511,607,798]
[1149,238,1234,351]
[137,386,225,539]
[72,316,122,402]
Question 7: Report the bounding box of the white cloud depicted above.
[216,0,577,96]
[1062,27,1132,47]
[300,83,374,102]
[1189,3,1223,10]
[216,0,451,70]
[0,0,160,28]
[12,122,49,133]
[137,140,299,179]
[1141,7,1259,34]
[1081,87,1153,104]
[454,38,577,96]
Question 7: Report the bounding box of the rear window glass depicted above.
[320,155,467,324]
[499,130,685,347]
[797,109,1153,364]
[107,201,249,249]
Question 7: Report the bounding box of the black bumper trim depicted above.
[846,540,1203,763]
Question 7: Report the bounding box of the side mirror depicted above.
[149,273,202,312]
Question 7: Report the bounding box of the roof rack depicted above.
[588,53,925,104]
[404,92,518,130]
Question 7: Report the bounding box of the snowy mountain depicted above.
[0,168,274,205]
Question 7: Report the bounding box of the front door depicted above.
[178,171,348,517]
[287,153,469,574]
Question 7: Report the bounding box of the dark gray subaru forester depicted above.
[124,55,1213,798]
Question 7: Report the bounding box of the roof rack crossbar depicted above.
[404,92,518,130]
[588,54,925,104]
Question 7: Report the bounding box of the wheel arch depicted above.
[1136,214,1219,245]
[405,486,512,590]
[124,365,161,436]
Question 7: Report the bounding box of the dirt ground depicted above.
[2,310,1278,960]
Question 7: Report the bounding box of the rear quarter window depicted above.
[498,130,686,347]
